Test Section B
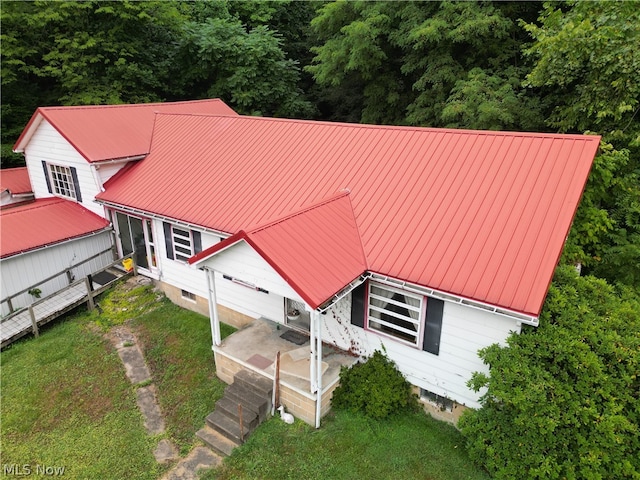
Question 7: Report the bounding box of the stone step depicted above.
[206,410,252,444]
[196,425,239,457]
[226,383,270,422]
[214,396,259,430]
[234,369,273,398]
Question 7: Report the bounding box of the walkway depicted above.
[107,318,222,480]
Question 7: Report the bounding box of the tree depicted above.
[459,266,640,479]
[523,1,640,288]
[307,1,542,128]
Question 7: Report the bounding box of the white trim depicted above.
[369,273,539,326]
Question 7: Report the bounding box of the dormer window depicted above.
[41,161,82,201]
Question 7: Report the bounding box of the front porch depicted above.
[213,317,358,426]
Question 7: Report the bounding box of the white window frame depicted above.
[367,282,424,347]
[48,163,76,200]
[171,226,194,262]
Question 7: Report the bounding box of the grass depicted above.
[1,281,488,479]
[206,410,490,480]
[0,313,163,479]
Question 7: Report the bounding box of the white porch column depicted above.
[205,268,221,347]
[314,310,323,429]
[310,308,317,393]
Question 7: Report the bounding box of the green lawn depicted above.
[1,282,489,480]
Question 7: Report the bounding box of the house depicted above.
[0,198,112,317]
[10,99,601,426]
[1,167,34,206]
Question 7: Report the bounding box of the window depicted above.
[113,211,155,271]
[41,161,82,201]
[163,222,202,262]
[420,389,454,412]
[368,283,422,345]
[181,290,196,301]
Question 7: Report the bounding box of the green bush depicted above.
[331,349,418,419]
[459,266,640,479]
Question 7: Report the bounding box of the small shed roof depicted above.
[0,167,32,195]
[0,198,110,259]
[98,114,600,317]
[13,99,237,163]
[190,191,368,309]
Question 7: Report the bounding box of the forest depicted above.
[1,1,639,478]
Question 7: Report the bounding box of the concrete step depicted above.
[196,425,239,457]
[214,396,259,430]
[206,410,252,444]
[226,383,270,422]
[234,369,273,398]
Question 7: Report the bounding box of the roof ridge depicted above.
[248,190,351,234]
[153,112,603,140]
[38,99,223,112]
[2,198,63,215]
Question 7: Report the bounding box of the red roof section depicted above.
[190,191,368,309]
[0,198,110,258]
[13,99,237,163]
[97,114,600,317]
[1,167,32,195]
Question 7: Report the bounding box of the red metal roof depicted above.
[0,167,32,195]
[0,198,110,258]
[13,99,237,163]
[97,114,600,317]
[190,191,368,309]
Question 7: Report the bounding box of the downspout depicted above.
[205,268,221,347]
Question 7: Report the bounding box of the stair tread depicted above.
[196,426,239,457]
[234,369,273,395]
[215,396,260,421]
[208,410,252,444]
[226,383,269,411]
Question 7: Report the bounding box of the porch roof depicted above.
[1,167,32,195]
[0,198,110,259]
[190,192,368,309]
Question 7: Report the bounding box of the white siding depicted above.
[321,292,521,409]
[96,162,129,186]
[23,121,105,217]
[1,231,113,316]
[155,226,289,321]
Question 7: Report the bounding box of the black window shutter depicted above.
[193,231,202,254]
[163,222,174,260]
[350,281,366,328]
[70,167,82,202]
[41,161,52,193]
[423,297,444,355]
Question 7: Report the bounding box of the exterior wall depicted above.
[153,223,287,323]
[321,291,521,410]
[23,121,105,217]
[1,231,113,316]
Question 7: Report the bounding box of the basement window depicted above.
[181,290,196,302]
[420,389,454,412]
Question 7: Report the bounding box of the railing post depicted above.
[28,305,39,337]
[66,269,74,284]
[84,277,95,311]
[238,404,244,442]
[7,297,14,314]
[132,255,138,277]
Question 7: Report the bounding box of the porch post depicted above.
[205,268,221,347]
[314,310,323,429]
[310,307,317,393]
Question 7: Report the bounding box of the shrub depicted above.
[459,266,640,479]
[331,349,418,419]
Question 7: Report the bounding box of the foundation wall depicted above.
[214,351,335,427]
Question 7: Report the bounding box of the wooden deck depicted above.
[1,264,132,349]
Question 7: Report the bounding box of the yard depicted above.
[1,282,489,480]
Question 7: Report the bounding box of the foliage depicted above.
[459,266,640,479]
[307,1,542,129]
[331,349,418,419]
[0,314,163,479]
[208,409,489,480]
[90,284,162,329]
[1,143,26,168]
[174,15,313,118]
